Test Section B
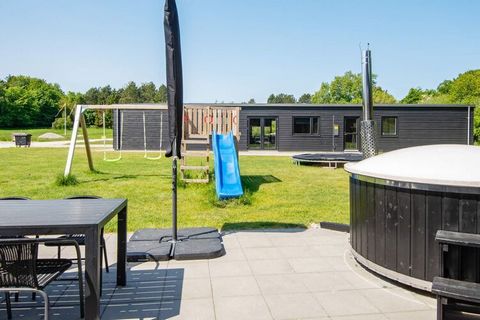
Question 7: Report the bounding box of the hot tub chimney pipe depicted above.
[360,46,377,158]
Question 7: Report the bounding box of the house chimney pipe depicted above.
[360,47,377,158]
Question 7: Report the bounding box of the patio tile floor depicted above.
[0,227,436,319]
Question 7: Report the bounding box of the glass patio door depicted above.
[344,117,359,151]
[248,117,277,150]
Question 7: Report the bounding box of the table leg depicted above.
[117,206,127,286]
[85,227,101,320]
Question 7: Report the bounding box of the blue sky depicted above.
[0,0,479,102]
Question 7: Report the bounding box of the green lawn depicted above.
[0,148,350,232]
[0,127,112,141]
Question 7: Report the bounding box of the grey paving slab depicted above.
[212,247,246,261]
[159,298,216,320]
[209,260,252,278]
[255,274,310,295]
[384,310,436,320]
[264,292,327,319]
[296,271,354,292]
[329,314,388,320]
[248,259,294,275]
[167,260,210,278]
[361,288,433,313]
[237,235,274,248]
[2,228,441,320]
[214,295,273,320]
[243,246,284,260]
[288,257,335,273]
[314,290,380,316]
[211,276,261,297]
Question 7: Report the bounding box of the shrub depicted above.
[51,117,73,130]
[55,173,78,186]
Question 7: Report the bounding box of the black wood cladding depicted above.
[350,178,480,283]
[113,105,472,151]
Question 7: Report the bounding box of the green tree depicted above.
[267,93,296,103]
[119,81,140,103]
[298,93,312,104]
[139,82,157,103]
[0,75,64,128]
[437,80,453,95]
[156,84,167,103]
[448,70,480,104]
[248,98,256,104]
[312,71,396,104]
[400,87,440,104]
[400,88,423,104]
[446,70,480,141]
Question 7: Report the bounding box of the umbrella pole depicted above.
[172,138,178,242]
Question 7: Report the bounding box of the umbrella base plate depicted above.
[127,227,225,262]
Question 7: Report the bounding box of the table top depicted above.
[0,199,127,230]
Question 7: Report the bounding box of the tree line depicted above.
[0,76,167,129]
[1,70,479,140]
[266,70,480,140]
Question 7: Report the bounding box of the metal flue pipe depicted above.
[362,49,374,121]
[360,47,377,158]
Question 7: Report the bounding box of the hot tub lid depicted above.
[344,145,480,188]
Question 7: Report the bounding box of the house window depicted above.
[293,117,320,135]
[382,117,397,136]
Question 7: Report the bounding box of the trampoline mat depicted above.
[292,152,363,162]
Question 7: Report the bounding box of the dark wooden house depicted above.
[114,104,474,153]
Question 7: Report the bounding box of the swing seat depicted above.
[142,111,163,160]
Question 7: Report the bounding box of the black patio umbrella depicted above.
[126,0,231,261]
[164,0,183,242]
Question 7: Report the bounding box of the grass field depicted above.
[0,148,350,232]
[0,127,112,141]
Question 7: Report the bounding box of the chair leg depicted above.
[57,246,61,259]
[77,259,85,318]
[437,297,444,320]
[14,292,18,302]
[5,292,12,320]
[73,241,85,318]
[37,290,49,320]
[100,245,103,297]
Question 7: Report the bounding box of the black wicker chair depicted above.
[0,238,84,319]
[0,197,31,201]
[0,197,30,304]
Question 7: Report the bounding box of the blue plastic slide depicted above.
[212,131,244,199]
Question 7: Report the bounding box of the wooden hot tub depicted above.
[345,145,480,291]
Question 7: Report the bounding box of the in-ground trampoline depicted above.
[292,152,363,168]
[345,144,480,291]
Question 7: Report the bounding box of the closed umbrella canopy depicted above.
[164,0,183,158]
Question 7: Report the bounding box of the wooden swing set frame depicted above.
[64,104,241,179]
[63,104,167,177]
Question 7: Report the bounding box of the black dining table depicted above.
[0,198,128,320]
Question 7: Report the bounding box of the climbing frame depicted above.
[181,105,241,183]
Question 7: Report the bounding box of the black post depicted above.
[164,0,183,243]
[172,143,178,242]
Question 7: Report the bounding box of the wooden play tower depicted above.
[181,105,241,183]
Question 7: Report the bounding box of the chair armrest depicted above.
[0,238,83,266]
[435,230,480,248]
